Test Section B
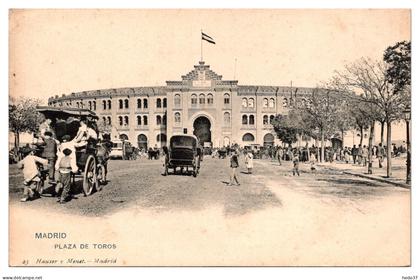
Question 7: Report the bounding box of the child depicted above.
[56,148,78,204]
[292,153,300,176]
[245,150,253,174]
[17,148,48,202]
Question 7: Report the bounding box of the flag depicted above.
[201,32,215,44]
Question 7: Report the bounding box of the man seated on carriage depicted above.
[72,119,98,148]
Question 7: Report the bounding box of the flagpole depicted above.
[200,29,203,61]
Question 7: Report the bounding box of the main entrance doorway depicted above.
[193,116,211,146]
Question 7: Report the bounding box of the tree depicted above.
[9,97,43,156]
[384,41,411,95]
[297,88,342,162]
[332,57,407,177]
[271,114,298,146]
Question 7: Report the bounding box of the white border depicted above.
[1,1,418,280]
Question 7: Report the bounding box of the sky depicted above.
[9,9,410,103]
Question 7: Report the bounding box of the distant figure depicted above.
[292,153,300,176]
[228,150,240,186]
[351,145,357,164]
[17,148,48,202]
[276,147,283,166]
[310,152,316,171]
[245,150,254,174]
[377,143,385,168]
[362,145,368,166]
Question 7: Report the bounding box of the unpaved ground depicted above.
[9,156,410,266]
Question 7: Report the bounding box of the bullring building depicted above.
[48,61,313,149]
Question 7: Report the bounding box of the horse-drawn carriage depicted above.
[35,106,108,196]
[163,135,202,177]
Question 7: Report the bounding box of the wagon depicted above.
[36,106,107,196]
[163,135,201,177]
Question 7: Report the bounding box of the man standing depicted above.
[41,131,57,184]
[351,145,357,164]
[228,150,240,186]
[377,143,385,168]
[362,145,368,167]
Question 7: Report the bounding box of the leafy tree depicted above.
[384,41,411,94]
[271,114,298,146]
[9,97,43,156]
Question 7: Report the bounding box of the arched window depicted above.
[263,133,275,146]
[283,97,288,107]
[174,112,181,123]
[248,98,254,108]
[76,102,79,108]
[107,100,112,109]
[269,98,275,108]
[102,117,106,123]
[162,115,167,126]
[137,134,148,149]
[88,101,92,110]
[119,99,123,109]
[143,116,148,126]
[143,99,148,109]
[191,94,198,106]
[242,133,255,142]
[93,101,96,110]
[199,94,205,105]
[270,115,275,124]
[207,93,213,105]
[242,98,248,108]
[137,116,142,126]
[107,116,111,125]
[224,93,230,104]
[118,116,123,126]
[156,98,162,108]
[120,134,128,141]
[124,99,129,109]
[263,98,268,108]
[224,112,231,125]
[174,94,181,106]
[163,98,167,108]
[249,115,255,125]
[263,115,269,125]
[124,116,129,126]
[102,100,106,110]
[242,115,248,125]
[156,115,162,125]
[137,98,142,109]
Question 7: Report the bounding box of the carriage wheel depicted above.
[83,155,97,196]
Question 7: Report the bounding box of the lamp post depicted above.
[403,105,411,184]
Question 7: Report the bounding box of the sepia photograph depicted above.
[5,6,414,273]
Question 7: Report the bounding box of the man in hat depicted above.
[41,131,57,183]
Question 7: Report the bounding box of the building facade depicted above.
[48,61,314,149]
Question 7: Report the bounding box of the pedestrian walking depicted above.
[276,147,283,166]
[357,144,363,165]
[292,153,300,176]
[228,150,240,186]
[310,152,316,171]
[377,143,385,168]
[245,150,254,174]
[362,145,368,166]
[351,145,357,164]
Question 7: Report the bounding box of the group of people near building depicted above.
[16,118,100,203]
